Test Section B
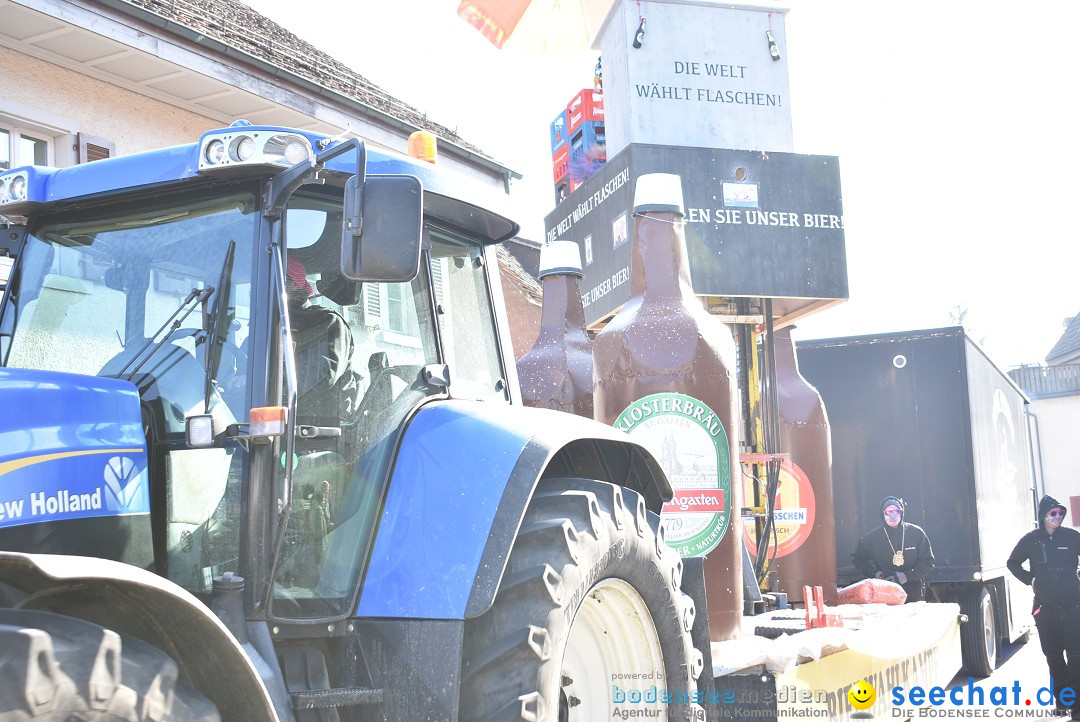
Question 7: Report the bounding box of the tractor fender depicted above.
[0,551,280,720]
[355,399,672,621]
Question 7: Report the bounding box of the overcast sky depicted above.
[243,0,1080,369]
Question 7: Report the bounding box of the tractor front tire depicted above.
[0,608,219,720]
[460,477,704,722]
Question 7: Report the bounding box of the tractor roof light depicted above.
[408,131,437,164]
[265,134,311,166]
[9,175,26,202]
[198,127,314,173]
[0,170,33,211]
[205,139,226,166]
[232,135,256,162]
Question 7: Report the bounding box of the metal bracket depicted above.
[422,364,451,388]
[0,223,27,258]
[263,158,318,220]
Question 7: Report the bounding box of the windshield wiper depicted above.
[117,286,213,381]
[203,240,236,412]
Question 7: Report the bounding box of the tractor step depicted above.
[291,687,384,709]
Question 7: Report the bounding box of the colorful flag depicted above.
[456,0,532,49]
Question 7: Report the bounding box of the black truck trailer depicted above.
[797,326,1036,677]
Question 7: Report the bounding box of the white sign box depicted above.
[596,0,794,156]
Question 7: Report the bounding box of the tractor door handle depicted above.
[298,425,342,439]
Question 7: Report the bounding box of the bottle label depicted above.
[742,460,817,558]
[614,392,731,557]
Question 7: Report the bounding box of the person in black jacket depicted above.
[286,257,352,402]
[852,496,935,602]
[1008,495,1080,718]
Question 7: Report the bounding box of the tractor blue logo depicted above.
[103,456,145,512]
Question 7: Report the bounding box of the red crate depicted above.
[552,144,570,184]
[566,88,603,134]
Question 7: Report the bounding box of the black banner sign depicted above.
[543,143,848,326]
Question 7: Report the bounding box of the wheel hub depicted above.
[560,578,667,721]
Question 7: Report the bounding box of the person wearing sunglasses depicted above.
[1008,496,1080,718]
[852,495,936,602]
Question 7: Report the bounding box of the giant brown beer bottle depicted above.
[771,326,837,604]
[516,241,594,418]
[594,173,743,642]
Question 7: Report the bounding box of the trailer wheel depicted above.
[0,608,219,720]
[960,585,997,677]
[460,477,704,721]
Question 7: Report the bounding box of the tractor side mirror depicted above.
[340,174,422,282]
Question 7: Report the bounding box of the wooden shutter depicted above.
[76,133,115,164]
[363,283,382,325]
[430,257,447,308]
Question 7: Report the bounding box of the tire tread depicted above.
[460,477,702,722]
[0,609,219,720]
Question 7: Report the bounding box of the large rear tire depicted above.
[960,585,997,677]
[460,477,704,722]
[0,608,219,720]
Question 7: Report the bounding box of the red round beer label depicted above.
[743,460,816,558]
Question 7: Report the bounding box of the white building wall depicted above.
[2,44,218,160]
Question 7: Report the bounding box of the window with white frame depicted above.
[384,281,417,335]
[0,123,51,170]
[1,100,111,170]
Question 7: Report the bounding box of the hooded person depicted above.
[852,495,936,602]
[1008,495,1080,717]
[285,256,358,421]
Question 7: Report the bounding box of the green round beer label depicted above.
[614,392,731,557]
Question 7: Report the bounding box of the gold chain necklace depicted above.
[884,525,906,567]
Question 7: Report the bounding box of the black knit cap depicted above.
[881,496,905,514]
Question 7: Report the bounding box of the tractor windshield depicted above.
[0,185,258,593]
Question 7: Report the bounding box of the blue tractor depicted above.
[0,124,704,720]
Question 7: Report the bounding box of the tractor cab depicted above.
[0,125,517,623]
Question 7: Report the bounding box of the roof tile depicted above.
[124,0,490,158]
[1046,312,1080,364]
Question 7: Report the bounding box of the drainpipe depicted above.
[1025,405,1045,509]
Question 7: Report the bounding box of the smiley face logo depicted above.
[848,680,876,711]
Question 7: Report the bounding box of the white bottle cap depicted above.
[538,240,584,278]
[633,173,684,216]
